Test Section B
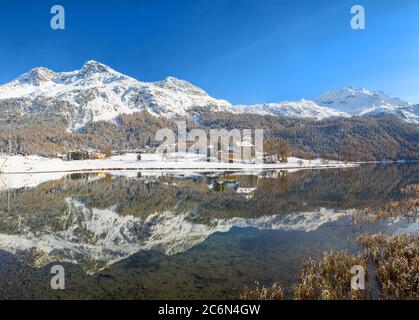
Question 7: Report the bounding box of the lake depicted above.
[0,163,418,299]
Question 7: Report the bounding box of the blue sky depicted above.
[1,0,419,104]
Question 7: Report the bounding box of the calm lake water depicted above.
[0,163,418,299]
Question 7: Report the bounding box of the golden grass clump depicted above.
[241,233,419,300]
[352,199,418,224]
[291,251,367,300]
[240,281,284,300]
[352,184,418,224]
[401,184,419,197]
[357,233,419,299]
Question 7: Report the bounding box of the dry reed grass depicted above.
[240,251,367,300]
[352,199,418,224]
[357,233,419,299]
[401,184,419,197]
[240,281,285,300]
[241,185,418,300]
[291,251,367,300]
[352,183,418,224]
[241,233,418,300]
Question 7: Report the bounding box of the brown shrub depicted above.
[291,251,367,300]
[240,281,284,300]
[357,233,419,299]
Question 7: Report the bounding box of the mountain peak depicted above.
[80,60,113,75]
[17,67,55,85]
[323,87,372,97]
[315,87,411,115]
[155,76,207,96]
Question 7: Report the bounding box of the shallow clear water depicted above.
[0,163,417,299]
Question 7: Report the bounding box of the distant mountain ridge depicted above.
[0,60,418,131]
[314,87,419,124]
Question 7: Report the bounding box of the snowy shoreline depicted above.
[0,153,357,174]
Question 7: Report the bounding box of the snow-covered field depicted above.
[0,153,356,174]
[0,153,357,190]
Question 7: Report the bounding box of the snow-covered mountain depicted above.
[237,87,418,123]
[315,87,419,124]
[0,60,233,130]
[237,99,348,120]
[0,61,418,130]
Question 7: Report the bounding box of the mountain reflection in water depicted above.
[0,163,417,299]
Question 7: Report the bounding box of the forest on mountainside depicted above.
[0,111,418,161]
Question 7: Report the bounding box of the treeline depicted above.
[0,111,180,155]
[0,111,418,161]
[199,113,419,161]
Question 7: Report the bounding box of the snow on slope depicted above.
[237,99,348,120]
[0,61,233,130]
[0,61,418,128]
[315,87,419,123]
